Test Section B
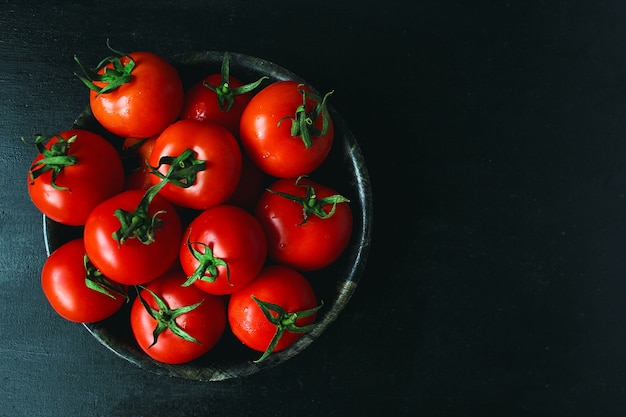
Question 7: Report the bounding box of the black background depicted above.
[3,0,626,416]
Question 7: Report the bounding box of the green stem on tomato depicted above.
[266,176,349,225]
[73,40,135,96]
[277,84,334,148]
[202,51,268,111]
[23,134,78,191]
[251,295,323,363]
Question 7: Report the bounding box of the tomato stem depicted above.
[136,286,204,347]
[266,176,350,225]
[251,295,323,363]
[181,230,231,287]
[83,254,128,301]
[148,148,206,188]
[277,84,334,148]
[202,52,268,111]
[74,40,135,96]
[23,134,78,191]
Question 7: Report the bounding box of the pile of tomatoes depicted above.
[26,46,353,365]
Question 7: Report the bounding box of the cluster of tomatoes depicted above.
[26,46,353,365]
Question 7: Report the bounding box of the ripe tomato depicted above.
[131,270,226,364]
[179,205,267,295]
[228,265,321,362]
[76,50,183,138]
[179,52,267,136]
[83,189,182,285]
[255,177,353,271]
[26,129,124,226]
[148,120,242,210]
[239,80,334,178]
[41,239,127,323]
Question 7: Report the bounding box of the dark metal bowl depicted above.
[43,51,373,381]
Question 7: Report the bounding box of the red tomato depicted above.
[255,177,353,271]
[228,265,321,362]
[131,270,226,364]
[239,80,334,178]
[41,239,127,323]
[179,205,267,295]
[77,51,183,138]
[26,129,124,226]
[148,120,242,210]
[83,189,182,285]
[180,74,252,136]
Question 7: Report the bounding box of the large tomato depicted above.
[228,265,321,362]
[239,80,334,178]
[76,50,183,138]
[179,205,267,295]
[26,130,124,226]
[41,239,127,323]
[83,189,182,285]
[130,270,226,364]
[254,177,353,271]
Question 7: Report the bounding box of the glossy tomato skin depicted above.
[89,51,183,138]
[41,239,126,323]
[179,205,267,295]
[131,270,226,364]
[239,80,334,178]
[180,73,252,136]
[148,120,242,210]
[27,129,124,226]
[255,177,353,271]
[228,265,318,353]
[83,190,182,285]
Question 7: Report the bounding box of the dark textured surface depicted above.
[3,0,626,416]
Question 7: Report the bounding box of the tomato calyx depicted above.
[148,148,206,189]
[74,41,135,96]
[278,84,334,148]
[181,230,231,287]
[136,286,204,347]
[24,134,78,191]
[203,52,268,112]
[83,254,128,301]
[267,176,350,225]
[251,295,323,363]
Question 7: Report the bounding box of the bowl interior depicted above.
[43,51,373,381]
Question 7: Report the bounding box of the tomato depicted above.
[239,80,334,178]
[26,129,124,226]
[179,52,267,136]
[131,270,226,364]
[148,120,242,210]
[254,177,353,271]
[83,189,182,285]
[76,50,183,138]
[41,239,127,323]
[179,205,267,295]
[228,265,321,362]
